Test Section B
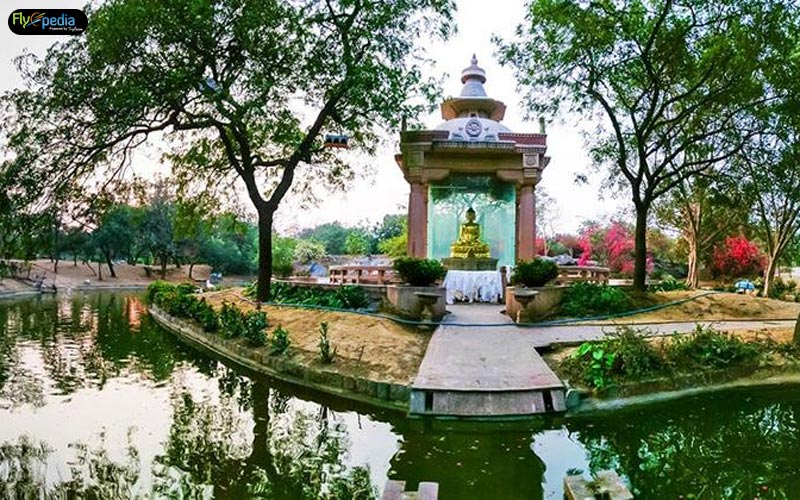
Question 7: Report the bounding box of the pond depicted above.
[1,292,799,499]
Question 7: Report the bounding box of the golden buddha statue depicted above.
[450,207,491,259]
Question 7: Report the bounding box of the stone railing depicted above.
[329,265,399,285]
[556,265,610,285]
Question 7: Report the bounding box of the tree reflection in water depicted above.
[569,389,800,497]
[0,293,376,499]
[0,378,376,498]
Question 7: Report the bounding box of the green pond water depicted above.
[1,292,800,499]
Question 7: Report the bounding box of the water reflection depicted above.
[2,292,800,499]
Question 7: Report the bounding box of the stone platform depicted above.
[410,304,565,417]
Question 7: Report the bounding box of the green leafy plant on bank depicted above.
[245,281,370,310]
[318,322,336,364]
[392,257,446,286]
[244,311,269,347]
[648,275,688,293]
[562,325,772,391]
[147,281,218,332]
[271,326,291,355]
[219,301,247,338]
[510,258,559,287]
[559,282,631,317]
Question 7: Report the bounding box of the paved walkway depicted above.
[413,304,795,391]
[526,318,796,347]
[413,304,562,392]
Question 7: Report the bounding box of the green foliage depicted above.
[344,231,372,256]
[294,239,327,263]
[563,325,768,390]
[219,301,247,339]
[559,282,631,317]
[246,281,370,310]
[318,322,336,364]
[649,275,688,293]
[146,282,219,332]
[665,326,762,370]
[510,258,558,287]
[392,257,446,286]
[272,235,297,278]
[299,223,351,255]
[768,277,798,301]
[270,326,291,355]
[378,232,407,257]
[244,310,269,347]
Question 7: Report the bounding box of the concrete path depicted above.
[525,319,796,347]
[410,304,796,416]
[413,304,562,392]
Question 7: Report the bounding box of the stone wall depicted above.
[505,286,565,322]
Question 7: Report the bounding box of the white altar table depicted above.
[443,270,503,305]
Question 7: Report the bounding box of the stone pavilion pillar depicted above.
[407,182,428,258]
[517,184,536,261]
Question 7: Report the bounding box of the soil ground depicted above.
[588,290,800,324]
[200,288,429,385]
[0,259,254,294]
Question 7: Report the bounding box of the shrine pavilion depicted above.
[396,55,550,269]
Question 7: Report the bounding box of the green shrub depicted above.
[146,281,176,303]
[244,310,269,347]
[146,281,219,332]
[191,298,219,332]
[270,326,291,355]
[563,327,662,389]
[769,277,798,300]
[648,275,688,292]
[246,281,371,310]
[219,301,247,338]
[392,257,446,286]
[510,259,559,287]
[562,325,770,391]
[559,282,631,317]
[665,325,762,370]
[318,322,336,364]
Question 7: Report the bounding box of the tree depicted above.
[710,235,764,280]
[92,204,139,278]
[344,230,370,256]
[299,223,352,255]
[2,0,453,301]
[141,197,176,280]
[736,133,800,297]
[498,0,790,290]
[655,177,747,288]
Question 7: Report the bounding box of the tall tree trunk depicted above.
[685,236,699,289]
[104,251,116,278]
[97,256,102,281]
[633,204,649,291]
[256,210,274,301]
[160,256,167,280]
[188,262,195,280]
[763,253,779,298]
[793,310,800,345]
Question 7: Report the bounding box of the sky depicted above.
[0,0,626,235]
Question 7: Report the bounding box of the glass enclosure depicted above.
[427,175,516,268]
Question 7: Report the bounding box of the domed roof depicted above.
[460,54,487,97]
[440,55,507,123]
[434,116,512,142]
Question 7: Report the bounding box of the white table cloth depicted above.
[443,270,503,305]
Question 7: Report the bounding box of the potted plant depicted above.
[385,257,447,321]
[507,258,561,322]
